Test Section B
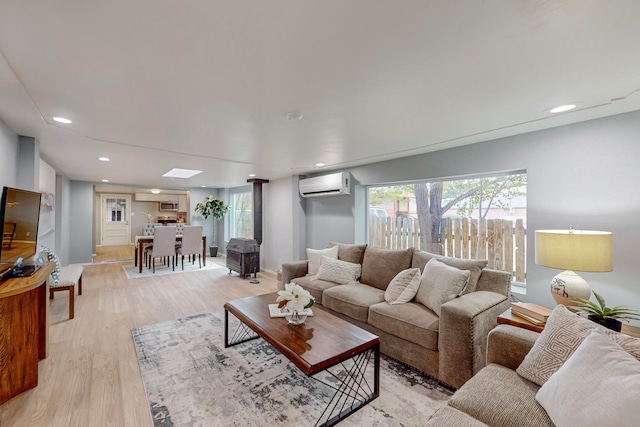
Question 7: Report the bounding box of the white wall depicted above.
[38,159,56,252]
[297,110,640,323]
[263,177,294,273]
[0,119,19,188]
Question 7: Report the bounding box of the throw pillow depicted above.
[412,250,488,294]
[360,247,414,290]
[306,246,339,275]
[415,258,470,316]
[517,304,640,386]
[328,241,367,264]
[384,268,422,305]
[536,330,640,427]
[314,256,361,285]
[41,246,61,285]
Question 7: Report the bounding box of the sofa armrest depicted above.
[280,260,309,290]
[475,268,512,296]
[438,291,510,389]
[487,324,539,370]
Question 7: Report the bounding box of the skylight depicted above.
[162,168,203,179]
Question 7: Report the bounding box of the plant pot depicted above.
[209,246,218,257]
[587,315,622,332]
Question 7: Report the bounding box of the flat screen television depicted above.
[0,186,42,279]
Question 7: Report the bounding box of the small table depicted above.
[498,307,640,338]
[134,234,207,273]
[224,293,380,427]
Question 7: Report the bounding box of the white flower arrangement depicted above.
[140,212,154,223]
[276,283,315,313]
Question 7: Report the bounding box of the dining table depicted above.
[134,235,207,273]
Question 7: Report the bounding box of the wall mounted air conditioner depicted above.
[299,172,351,198]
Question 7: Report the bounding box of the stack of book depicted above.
[511,302,552,326]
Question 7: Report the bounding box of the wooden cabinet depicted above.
[178,195,188,212]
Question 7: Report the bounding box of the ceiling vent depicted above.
[299,172,351,198]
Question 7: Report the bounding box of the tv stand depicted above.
[0,261,54,404]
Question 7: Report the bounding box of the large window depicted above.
[229,191,252,239]
[368,172,527,282]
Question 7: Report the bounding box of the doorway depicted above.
[100,194,131,246]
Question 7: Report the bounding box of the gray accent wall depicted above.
[299,110,640,318]
[69,181,94,264]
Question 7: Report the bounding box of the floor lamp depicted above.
[535,229,613,307]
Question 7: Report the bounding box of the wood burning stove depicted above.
[226,237,260,279]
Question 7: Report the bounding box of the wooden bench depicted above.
[49,265,83,319]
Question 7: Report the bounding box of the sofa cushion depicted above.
[361,247,414,290]
[426,406,489,427]
[315,256,361,285]
[368,302,439,351]
[536,330,640,427]
[384,268,422,304]
[448,364,554,427]
[322,283,385,323]
[291,275,339,306]
[415,258,470,317]
[306,246,339,275]
[328,241,367,264]
[412,250,488,294]
[517,304,640,386]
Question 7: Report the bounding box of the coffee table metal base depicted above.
[225,309,380,427]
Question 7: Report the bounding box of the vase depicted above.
[587,315,622,332]
[285,309,307,326]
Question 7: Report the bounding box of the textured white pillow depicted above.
[536,330,640,427]
[306,246,339,275]
[517,304,640,386]
[384,268,422,305]
[415,258,470,316]
[314,256,361,285]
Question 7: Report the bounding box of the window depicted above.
[368,172,527,282]
[229,191,252,239]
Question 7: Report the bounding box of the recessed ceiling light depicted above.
[248,173,256,177]
[201,185,207,188]
[151,189,161,194]
[284,111,303,121]
[101,179,109,182]
[52,117,72,124]
[162,168,203,178]
[549,104,577,113]
[98,157,110,162]
[315,162,325,167]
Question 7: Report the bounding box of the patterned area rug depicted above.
[132,312,452,426]
[122,258,224,279]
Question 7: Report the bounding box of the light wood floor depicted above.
[0,257,279,427]
[92,245,135,263]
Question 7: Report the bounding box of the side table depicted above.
[498,307,640,338]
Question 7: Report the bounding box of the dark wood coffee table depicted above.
[224,292,380,426]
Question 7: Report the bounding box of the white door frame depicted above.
[100,194,131,246]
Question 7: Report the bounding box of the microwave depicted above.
[159,201,179,211]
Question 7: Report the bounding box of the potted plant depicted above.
[194,196,229,257]
[572,290,640,332]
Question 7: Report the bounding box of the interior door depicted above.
[101,194,131,246]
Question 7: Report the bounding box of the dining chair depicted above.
[142,223,161,267]
[148,226,177,273]
[177,225,203,269]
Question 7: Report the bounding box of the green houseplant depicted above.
[194,196,229,257]
[572,289,640,332]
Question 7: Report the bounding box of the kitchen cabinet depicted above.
[178,195,188,212]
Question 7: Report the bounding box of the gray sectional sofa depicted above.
[281,242,512,389]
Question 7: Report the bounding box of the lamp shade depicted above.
[535,229,613,272]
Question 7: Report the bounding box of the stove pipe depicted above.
[247,178,269,245]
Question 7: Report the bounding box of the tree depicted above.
[194,196,229,249]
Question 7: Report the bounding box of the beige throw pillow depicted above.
[536,330,640,427]
[415,258,470,316]
[411,250,488,294]
[384,268,422,305]
[306,246,339,275]
[314,256,361,285]
[517,304,640,386]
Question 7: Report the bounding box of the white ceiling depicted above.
[1,1,640,190]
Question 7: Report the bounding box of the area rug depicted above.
[122,259,224,279]
[131,312,452,426]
